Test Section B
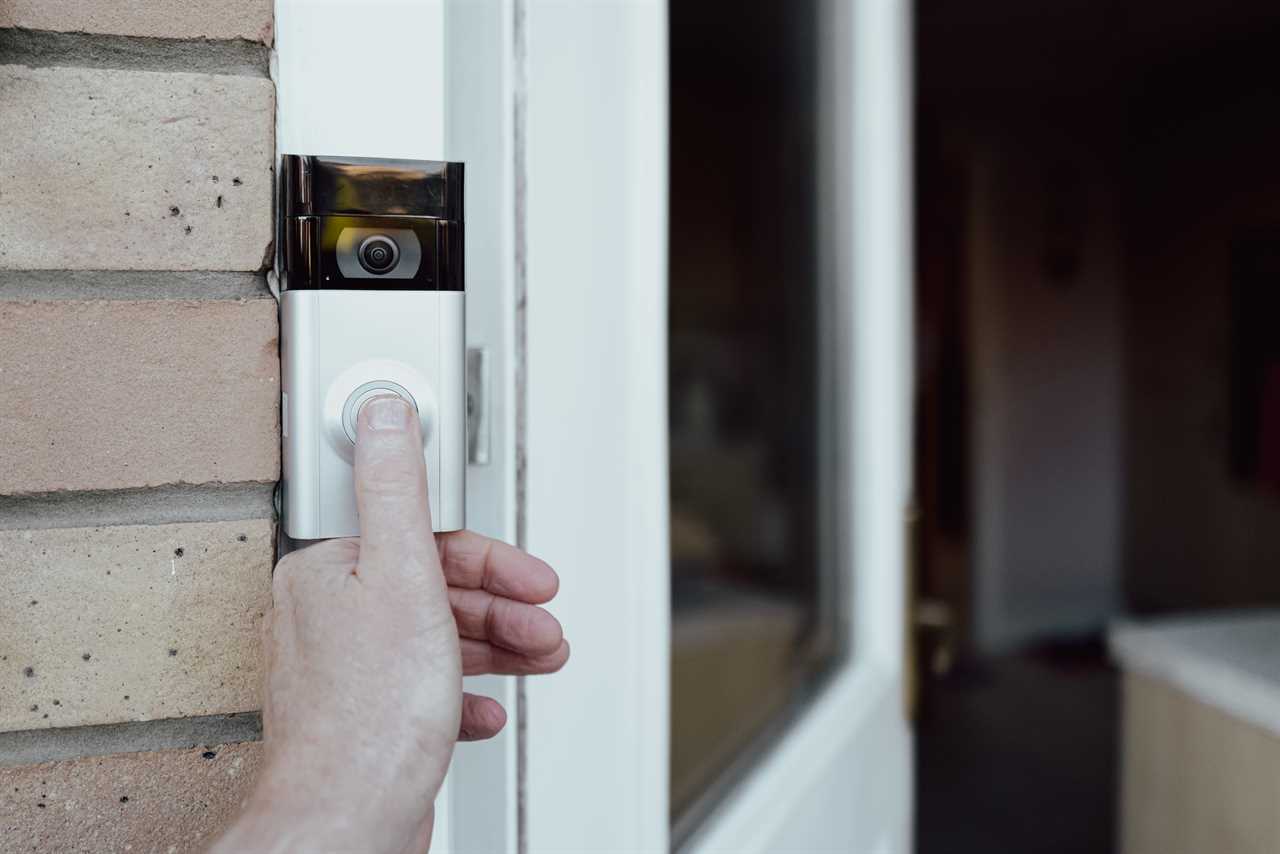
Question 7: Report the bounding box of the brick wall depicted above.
[0,5,276,850]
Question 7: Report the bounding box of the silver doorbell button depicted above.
[341,381,418,444]
[279,155,465,539]
[321,357,440,467]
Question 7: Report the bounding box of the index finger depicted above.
[437,530,560,604]
[354,395,435,567]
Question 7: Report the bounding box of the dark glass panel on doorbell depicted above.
[280,154,464,291]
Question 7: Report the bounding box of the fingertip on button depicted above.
[342,380,418,443]
[359,394,415,432]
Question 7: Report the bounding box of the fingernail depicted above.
[362,395,413,431]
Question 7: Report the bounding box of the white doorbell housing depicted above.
[279,154,465,538]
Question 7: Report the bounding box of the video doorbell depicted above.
[279,154,465,539]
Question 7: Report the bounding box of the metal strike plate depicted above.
[466,347,490,465]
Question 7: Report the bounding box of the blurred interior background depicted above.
[914,0,1280,851]
[667,0,1280,850]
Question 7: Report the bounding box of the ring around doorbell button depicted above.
[322,359,438,465]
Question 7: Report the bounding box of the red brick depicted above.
[0,1,274,44]
[0,66,274,272]
[0,520,272,732]
[0,742,263,852]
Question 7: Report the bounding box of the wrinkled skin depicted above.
[212,396,568,853]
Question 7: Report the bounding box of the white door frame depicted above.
[520,0,914,850]
[519,0,671,850]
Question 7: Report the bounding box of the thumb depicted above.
[353,395,435,568]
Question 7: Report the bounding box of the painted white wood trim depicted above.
[520,0,670,851]
[275,0,446,160]
[685,666,912,854]
[443,1,521,851]
[849,0,913,672]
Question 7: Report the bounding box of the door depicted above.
[275,0,912,850]
[520,0,914,851]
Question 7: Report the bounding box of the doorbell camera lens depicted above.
[358,235,399,274]
[331,227,422,280]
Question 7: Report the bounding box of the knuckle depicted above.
[272,550,304,584]
[272,538,360,594]
[316,537,361,563]
[359,470,419,501]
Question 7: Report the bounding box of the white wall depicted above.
[968,133,1124,654]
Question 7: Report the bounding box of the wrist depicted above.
[212,801,356,854]
[213,759,412,854]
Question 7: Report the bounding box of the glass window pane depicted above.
[668,0,842,836]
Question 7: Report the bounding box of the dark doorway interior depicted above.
[914,1,1280,850]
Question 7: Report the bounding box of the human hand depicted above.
[438,526,570,740]
[212,396,567,853]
